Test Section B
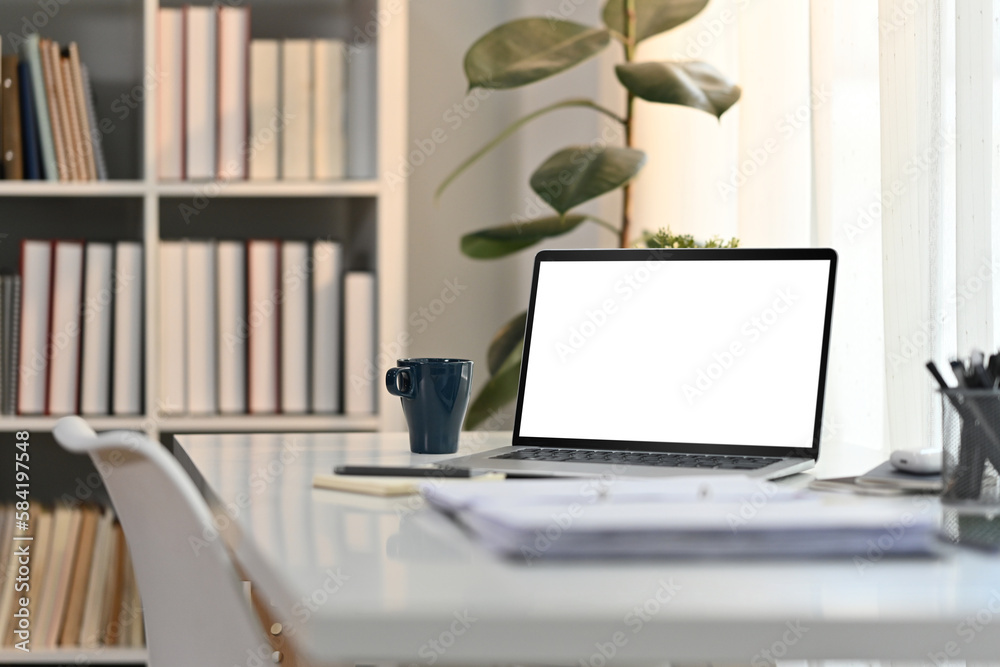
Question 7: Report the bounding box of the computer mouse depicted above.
[889,448,942,475]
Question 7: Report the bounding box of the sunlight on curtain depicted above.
[630,0,887,455]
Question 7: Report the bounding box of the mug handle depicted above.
[385,367,416,398]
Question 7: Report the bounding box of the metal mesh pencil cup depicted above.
[941,388,1000,506]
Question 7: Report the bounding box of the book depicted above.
[185,6,217,180]
[346,41,377,179]
[3,276,21,414]
[79,507,114,649]
[68,43,97,181]
[114,541,135,646]
[312,39,346,180]
[157,8,185,180]
[311,241,342,413]
[159,241,186,414]
[18,240,53,415]
[854,460,943,492]
[248,40,279,180]
[0,285,4,410]
[40,505,83,646]
[314,473,505,497]
[0,507,17,643]
[80,243,114,415]
[344,272,376,415]
[217,241,246,414]
[80,65,107,180]
[59,53,86,181]
[102,521,126,645]
[280,39,313,180]
[186,240,217,414]
[23,506,52,644]
[281,241,309,413]
[2,55,24,179]
[40,38,68,181]
[247,240,279,413]
[217,6,251,180]
[17,61,42,180]
[112,242,143,415]
[20,34,57,180]
[47,241,84,415]
[127,557,144,647]
[51,42,79,180]
[60,505,100,647]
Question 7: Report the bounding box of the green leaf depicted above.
[602,0,709,43]
[461,215,589,259]
[487,312,527,375]
[530,146,646,215]
[615,61,741,119]
[465,340,523,430]
[465,18,611,90]
[435,99,626,203]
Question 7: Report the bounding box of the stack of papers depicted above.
[421,476,941,560]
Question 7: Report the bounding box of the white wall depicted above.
[406,0,615,430]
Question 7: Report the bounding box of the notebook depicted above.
[443,247,838,480]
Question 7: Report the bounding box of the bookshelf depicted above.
[0,0,409,441]
[0,0,408,663]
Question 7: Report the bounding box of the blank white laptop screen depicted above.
[517,258,832,449]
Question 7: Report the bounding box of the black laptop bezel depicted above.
[510,247,838,460]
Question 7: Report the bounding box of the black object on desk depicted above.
[333,465,481,478]
[927,360,1000,501]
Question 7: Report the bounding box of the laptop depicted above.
[443,247,838,480]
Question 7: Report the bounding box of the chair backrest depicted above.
[53,416,269,667]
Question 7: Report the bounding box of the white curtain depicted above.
[630,0,887,462]
[631,0,1000,458]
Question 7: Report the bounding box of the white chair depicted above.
[53,416,288,666]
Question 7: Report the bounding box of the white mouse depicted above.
[889,448,942,475]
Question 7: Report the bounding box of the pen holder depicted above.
[941,389,1000,506]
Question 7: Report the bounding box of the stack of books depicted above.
[0,34,107,181]
[0,504,144,650]
[159,239,375,416]
[13,240,143,416]
[157,6,354,181]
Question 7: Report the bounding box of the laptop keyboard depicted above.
[491,448,781,470]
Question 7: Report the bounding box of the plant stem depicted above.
[619,0,637,248]
[585,215,621,236]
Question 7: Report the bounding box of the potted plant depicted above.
[437,0,741,428]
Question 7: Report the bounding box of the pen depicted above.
[333,465,482,478]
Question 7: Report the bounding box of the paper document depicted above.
[421,477,941,560]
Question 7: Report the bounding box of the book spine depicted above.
[112,243,143,415]
[344,272,376,415]
[184,6,218,180]
[216,6,250,180]
[40,39,68,181]
[68,43,97,181]
[279,39,312,180]
[20,35,57,181]
[2,56,24,180]
[280,241,309,413]
[80,244,114,415]
[158,241,187,414]
[80,65,107,181]
[310,241,342,413]
[17,61,42,180]
[7,276,20,415]
[217,241,246,414]
[185,240,218,414]
[248,40,279,180]
[157,9,185,180]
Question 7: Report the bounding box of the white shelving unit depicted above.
[0,0,407,663]
[0,0,409,442]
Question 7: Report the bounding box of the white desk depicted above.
[173,432,1000,664]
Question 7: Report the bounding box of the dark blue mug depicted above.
[385,358,474,454]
